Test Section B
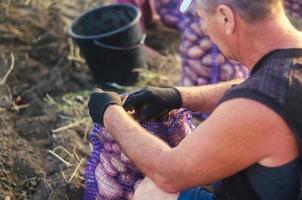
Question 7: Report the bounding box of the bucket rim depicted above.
[68,4,142,40]
[94,34,146,50]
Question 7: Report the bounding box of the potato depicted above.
[199,19,208,33]
[95,164,124,199]
[111,155,127,173]
[190,21,203,36]
[291,12,301,18]
[111,143,121,154]
[186,59,201,70]
[199,38,212,49]
[188,45,204,58]
[120,152,131,164]
[233,70,245,79]
[158,7,168,16]
[217,54,226,65]
[103,131,114,142]
[184,29,199,42]
[291,3,301,11]
[201,54,213,66]
[118,173,137,187]
[104,142,113,152]
[184,66,198,81]
[197,77,209,85]
[158,0,172,6]
[100,152,118,177]
[187,59,211,77]
[232,65,249,79]
[96,133,107,144]
[180,40,194,54]
[219,64,235,81]
[163,14,179,26]
[182,77,194,86]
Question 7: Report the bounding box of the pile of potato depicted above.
[155,0,302,86]
[155,0,183,29]
[179,12,249,86]
[153,0,249,86]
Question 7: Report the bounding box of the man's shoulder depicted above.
[214,98,289,134]
[222,50,302,105]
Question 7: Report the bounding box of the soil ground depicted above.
[0,0,181,199]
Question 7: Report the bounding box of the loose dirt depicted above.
[0,0,181,199]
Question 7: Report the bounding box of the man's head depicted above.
[198,0,282,23]
[181,0,285,61]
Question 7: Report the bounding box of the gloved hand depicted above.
[88,88,122,125]
[123,86,182,121]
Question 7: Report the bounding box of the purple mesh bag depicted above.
[84,109,194,200]
[146,0,250,86]
[179,10,249,87]
[285,0,302,19]
[113,0,159,30]
[155,0,184,30]
[179,0,302,86]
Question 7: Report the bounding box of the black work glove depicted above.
[123,86,182,122]
[88,88,122,125]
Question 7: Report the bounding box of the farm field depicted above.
[0,0,181,199]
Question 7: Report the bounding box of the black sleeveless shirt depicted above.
[215,49,302,200]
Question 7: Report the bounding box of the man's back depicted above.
[216,48,302,200]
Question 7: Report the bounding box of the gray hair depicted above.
[198,0,283,22]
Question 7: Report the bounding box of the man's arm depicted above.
[104,97,298,192]
[176,79,243,113]
[122,79,244,121]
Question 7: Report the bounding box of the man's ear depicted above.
[216,5,235,35]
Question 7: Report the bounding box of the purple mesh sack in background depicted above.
[84,109,194,200]
[179,10,249,86]
[155,0,183,30]
[153,0,249,86]
[113,0,159,30]
[155,0,302,86]
[285,0,302,19]
[177,0,301,86]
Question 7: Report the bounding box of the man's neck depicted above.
[237,15,302,70]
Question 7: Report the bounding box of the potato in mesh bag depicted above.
[84,109,194,200]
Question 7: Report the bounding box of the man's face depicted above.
[196,2,236,60]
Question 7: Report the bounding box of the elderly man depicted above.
[88,0,302,199]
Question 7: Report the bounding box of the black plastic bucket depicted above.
[69,4,146,85]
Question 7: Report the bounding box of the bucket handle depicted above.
[94,34,146,50]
